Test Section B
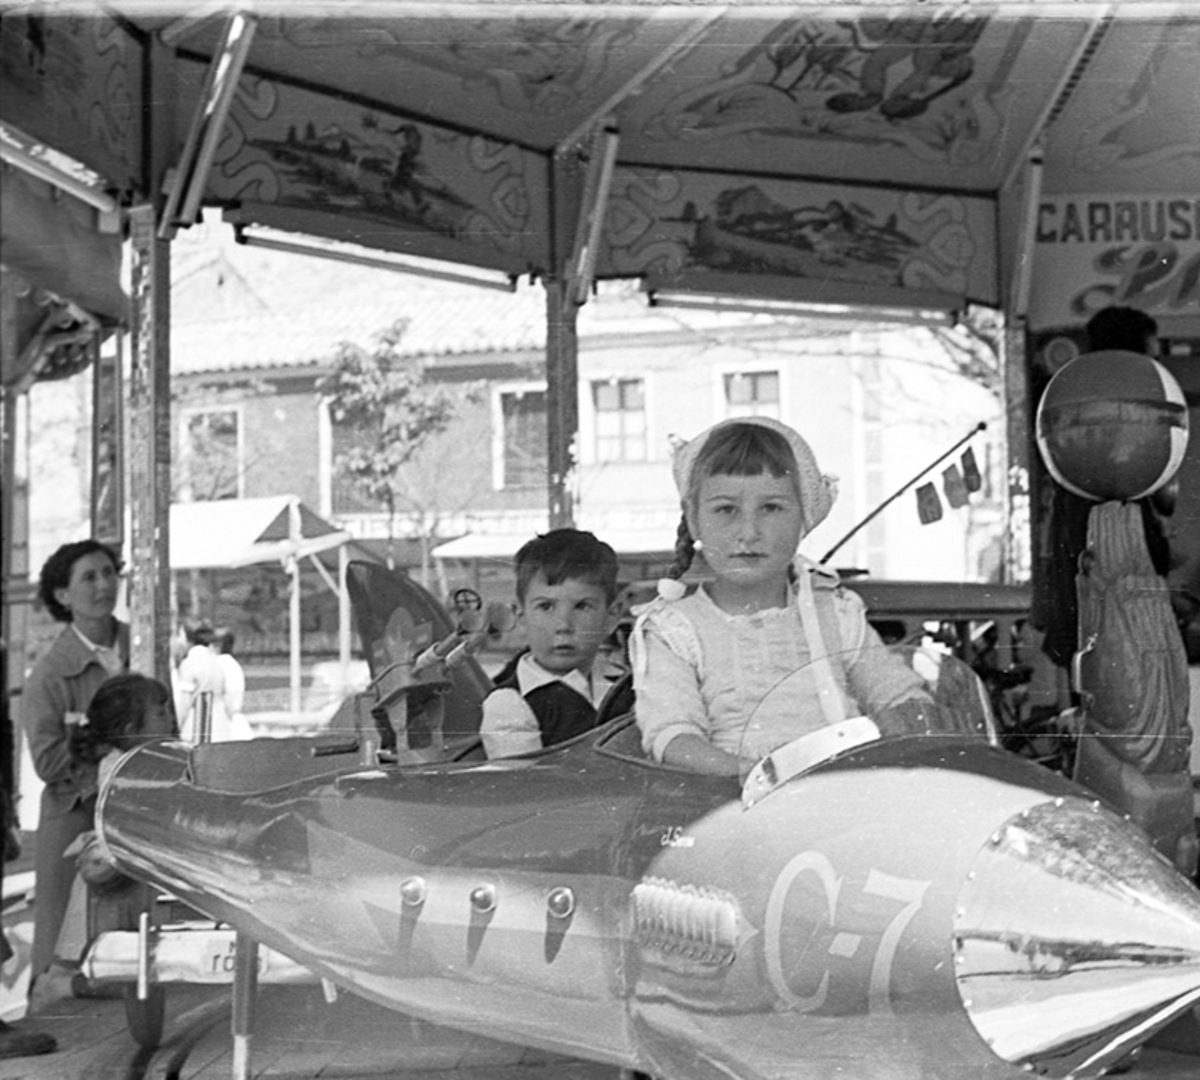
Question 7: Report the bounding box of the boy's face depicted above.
[520,571,611,675]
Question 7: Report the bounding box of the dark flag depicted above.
[961,446,982,492]
[916,482,943,524]
[943,464,969,508]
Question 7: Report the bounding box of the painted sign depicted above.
[1031,195,1200,329]
[613,169,994,309]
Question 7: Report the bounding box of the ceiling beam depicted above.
[159,11,257,236]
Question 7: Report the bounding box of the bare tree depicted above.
[926,305,1004,397]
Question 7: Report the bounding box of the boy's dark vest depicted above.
[491,652,597,748]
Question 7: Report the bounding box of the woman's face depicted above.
[690,471,804,591]
[55,550,120,624]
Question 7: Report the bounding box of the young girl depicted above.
[631,416,926,776]
[69,673,177,787]
[50,675,177,970]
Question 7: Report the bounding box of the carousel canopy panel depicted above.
[1,3,1196,329]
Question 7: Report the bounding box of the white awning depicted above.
[168,496,372,718]
[170,496,355,570]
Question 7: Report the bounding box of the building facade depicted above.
[167,220,1006,606]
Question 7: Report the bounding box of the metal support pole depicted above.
[159,12,257,236]
[563,125,619,307]
[1004,321,1032,585]
[1,272,32,809]
[338,543,351,695]
[289,499,302,716]
[90,333,124,547]
[544,277,579,530]
[999,146,1044,587]
[126,206,173,682]
[195,689,213,744]
[136,908,152,1001]
[1008,148,1044,322]
[230,931,259,1080]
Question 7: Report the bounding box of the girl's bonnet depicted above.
[671,415,837,532]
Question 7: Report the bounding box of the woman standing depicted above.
[23,539,128,985]
[213,628,252,740]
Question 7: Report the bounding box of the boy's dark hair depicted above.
[514,529,619,605]
[1085,306,1158,354]
[70,673,174,765]
[38,539,123,623]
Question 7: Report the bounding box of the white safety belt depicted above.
[796,567,846,729]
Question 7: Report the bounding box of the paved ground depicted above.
[7,982,623,1080]
[6,979,1200,1080]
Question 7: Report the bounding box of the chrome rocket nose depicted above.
[954,797,1200,1078]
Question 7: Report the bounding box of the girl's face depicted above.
[690,471,803,593]
[55,551,120,624]
[140,698,177,740]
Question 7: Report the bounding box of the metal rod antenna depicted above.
[818,421,987,566]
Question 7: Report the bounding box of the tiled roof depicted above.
[167,217,788,376]
[171,230,548,374]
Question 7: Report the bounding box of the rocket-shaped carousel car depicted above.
[93,571,1200,1080]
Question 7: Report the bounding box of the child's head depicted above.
[515,529,619,607]
[186,623,217,648]
[1085,305,1158,354]
[668,418,836,580]
[71,673,176,765]
[514,529,619,675]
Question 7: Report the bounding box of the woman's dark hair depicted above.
[1085,306,1158,354]
[37,540,123,623]
[667,423,800,582]
[69,673,174,766]
[186,623,216,647]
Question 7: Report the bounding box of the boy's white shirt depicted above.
[480,653,605,759]
[513,653,597,700]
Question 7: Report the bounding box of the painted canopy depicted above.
[2,2,1197,332]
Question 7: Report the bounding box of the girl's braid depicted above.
[668,513,695,580]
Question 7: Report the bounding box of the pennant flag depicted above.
[916,482,943,524]
[961,446,982,492]
[942,464,969,508]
